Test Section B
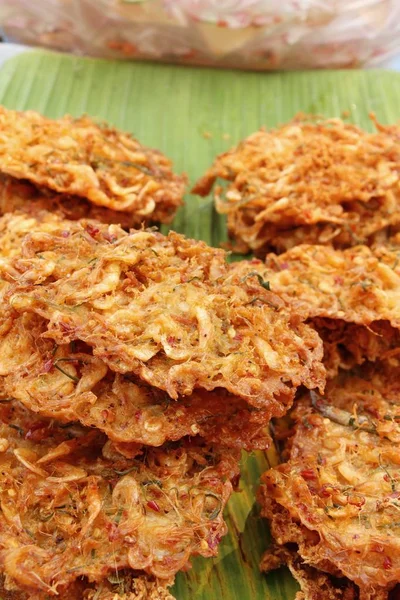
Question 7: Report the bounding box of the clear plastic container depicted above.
[1,1,400,69]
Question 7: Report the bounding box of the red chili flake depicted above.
[383,556,392,570]
[207,534,221,550]
[297,502,317,523]
[135,411,142,420]
[334,276,344,285]
[233,333,243,342]
[231,474,240,489]
[300,469,317,481]
[107,523,120,541]
[279,262,289,270]
[86,223,100,238]
[384,474,391,483]
[250,258,262,265]
[42,359,53,373]
[25,421,49,441]
[167,336,176,346]
[147,500,160,512]
[59,321,74,334]
[367,407,380,419]
[204,478,221,488]
[61,230,70,238]
[101,410,109,421]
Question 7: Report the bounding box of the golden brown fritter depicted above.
[82,574,176,600]
[0,175,149,229]
[0,107,185,225]
[0,209,67,259]
[258,364,400,600]
[0,577,88,600]
[260,545,359,600]
[231,244,400,376]
[193,115,400,256]
[263,244,400,325]
[310,319,400,379]
[0,313,273,451]
[0,573,175,600]
[314,360,400,443]
[0,212,325,412]
[0,400,239,597]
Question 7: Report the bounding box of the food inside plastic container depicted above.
[1,1,400,69]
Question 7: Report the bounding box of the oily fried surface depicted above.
[0,210,65,258]
[82,573,176,600]
[0,400,239,597]
[310,319,400,379]
[0,313,272,450]
[251,244,400,326]
[0,573,175,600]
[0,107,185,223]
[0,212,324,410]
[193,116,400,256]
[316,360,400,443]
[258,365,400,599]
[231,245,400,375]
[0,174,150,229]
[260,545,359,600]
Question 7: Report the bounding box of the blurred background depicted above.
[0,0,399,71]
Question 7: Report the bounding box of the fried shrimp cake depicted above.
[0,572,175,600]
[0,313,274,451]
[0,107,185,225]
[0,401,239,597]
[260,545,359,600]
[0,175,152,229]
[232,244,400,376]
[0,213,324,412]
[259,366,400,599]
[193,115,400,256]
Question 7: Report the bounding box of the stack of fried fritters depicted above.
[202,118,400,599]
[0,107,325,600]
[3,105,400,600]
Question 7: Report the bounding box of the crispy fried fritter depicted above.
[0,175,148,229]
[314,360,400,443]
[258,365,400,599]
[0,212,324,411]
[0,400,239,597]
[263,244,400,325]
[0,313,272,450]
[0,210,67,259]
[0,573,175,600]
[260,545,359,600]
[193,116,400,256]
[231,244,400,375]
[82,573,176,600]
[0,107,185,224]
[310,318,400,379]
[0,577,88,600]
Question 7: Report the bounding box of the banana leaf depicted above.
[0,49,399,599]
